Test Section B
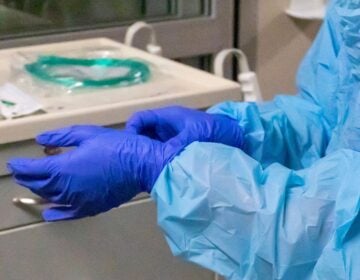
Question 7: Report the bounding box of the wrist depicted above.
[138,140,185,193]
[211,114,245,149]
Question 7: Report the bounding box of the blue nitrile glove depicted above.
[126,106,244,149]
[7,125,183,221]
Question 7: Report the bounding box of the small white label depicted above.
[0,83,43,119]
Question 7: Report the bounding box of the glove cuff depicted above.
[138,140,186,193]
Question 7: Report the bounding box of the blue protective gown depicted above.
[151,0,360,279]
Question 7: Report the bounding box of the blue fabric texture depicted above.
[151,1,360,279]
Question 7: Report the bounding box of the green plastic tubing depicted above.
[25,55,151,89]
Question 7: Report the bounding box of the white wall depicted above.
[240,0,322,100]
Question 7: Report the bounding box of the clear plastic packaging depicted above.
[9,47,155,96]
[0,83,43,119]
[0,45,175,120]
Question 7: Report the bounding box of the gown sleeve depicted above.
[207,96,330,170]
[152,142,360,279]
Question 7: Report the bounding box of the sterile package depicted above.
[0,45,173,120]
[0,83,43,119]
[9,47,157,96]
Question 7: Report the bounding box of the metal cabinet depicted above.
[0,144,215,280]
[0,140,44,176]
[0,140,217,279]
[0,200,214,280]
[0,176,42,229]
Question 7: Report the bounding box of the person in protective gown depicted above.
[7,0,360,279]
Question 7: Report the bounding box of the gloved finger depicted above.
[126,110,158,134]
[126,110,180,141]
[12,174,60,198]
[42,206,79,222]
[164,130,190,159]
[231,124,245,148]
[7,157,54,177]
[36,125,110,147]
[216,118,245,148]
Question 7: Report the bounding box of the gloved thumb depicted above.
[42,206,78,222]
[163,130,190,161]
[217,118,245,149]
[126,110,158,134]
[36,125,110,147]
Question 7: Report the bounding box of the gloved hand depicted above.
[7,125,183,221]
[126,106,244,148]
